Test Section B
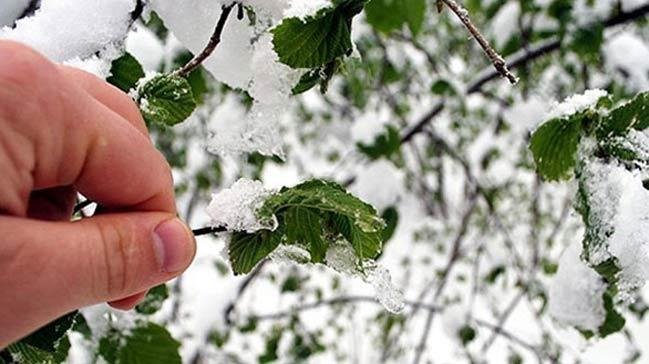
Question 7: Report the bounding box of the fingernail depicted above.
[153,218,195,273]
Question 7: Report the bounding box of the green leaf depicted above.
[530,116,582,181]
[568,23,604,63]
[292,62,337,95]
[137,74,197,127]
[357,125,401,160]
[231,179,385,273]
[136,284,169,315]
[597,91,649,138]
[364,0,426,35]
[599,289,626,337]
[272,1,368,68]
[99,323,181,364]
[229,229,284,275]
[380,206,399,243]
[21,312,77,353]
[431,79,458,96]
[458,325,476,345]
[285,207,328,263]
[107,52,145,93]
[5,337,70,364]
[331,212,383,260]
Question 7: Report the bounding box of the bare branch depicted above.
[440,0,518,84]
[245,295,440,322]
[174,2,237,77]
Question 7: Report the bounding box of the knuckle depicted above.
[93,220,140,299]
[0,41,58,90]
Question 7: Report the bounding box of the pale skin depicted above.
[0,41,197,349]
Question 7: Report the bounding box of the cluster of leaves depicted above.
[0,284,176,364]
[530,90,649,336]
[228,179,387,275]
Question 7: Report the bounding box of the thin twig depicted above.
[174,2,237,77]
[246,296,440,322]
[73,199,95,214]
[412,195,479,364]
[192,226,227,236]
[440,0,518,84]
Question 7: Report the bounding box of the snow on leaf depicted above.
[597,91,649,138]
[548,244,607,333]
[206,179,276,233]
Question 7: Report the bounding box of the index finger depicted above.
[0,41,176,215]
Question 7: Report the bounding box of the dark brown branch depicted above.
[400,103,445,144]
[467,3,649,93]
[16,0,40,22]
[224,260,268,325]
[412,196,479,364]
[192,226,227,236]
[399,2,649,143]
[174,2,237,77]
[131,0,146,21]
[440,0,518,84]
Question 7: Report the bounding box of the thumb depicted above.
[0,213,196,347]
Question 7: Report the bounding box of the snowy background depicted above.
[2,0,649,363]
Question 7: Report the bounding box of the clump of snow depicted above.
[151,1,301,156]
[604,33,649,92]
[207,100,286,158]
[283,0,332,19]
[606,166,649,298]
[489,2,520,49]
[270,244,312,264]
[579,156,649,300]
[548,244,607,332]
[545,89,608,120]
[125,24,164,71]
[1,0,134,64]
[579,160,620,265]
[326,240,405,314]
[325,240,359,275]
[365,265,406,314]
[206,179,276,232]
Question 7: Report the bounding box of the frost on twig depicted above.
[440,0,518,84]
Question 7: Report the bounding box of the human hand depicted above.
[0,41,196,348]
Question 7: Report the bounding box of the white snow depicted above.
[545,89,608,120]
[206,178,276,232]
[607,165,649,298]
[351,160,405,211]
[549,243,607,332]
[326,240,405,314]
[1,0,134,64]
[489,2,520,49]
[125,24,164,71]
[283,0,332,19]
[151,0,301,156]
[604,32,649,92]
[579,156,649,300]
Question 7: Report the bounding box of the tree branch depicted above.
[245,295,439,322]
[440,0,518,84]
[467,3,649,93]
[399,2,649,143]
[174,2,237,77]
